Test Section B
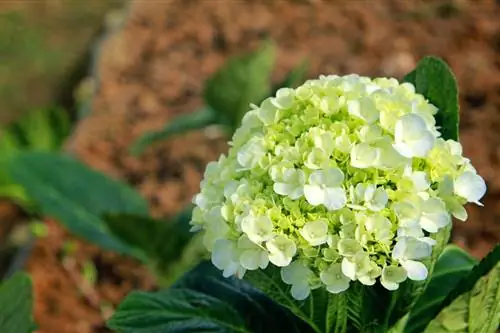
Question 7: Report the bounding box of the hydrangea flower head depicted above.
[191,74,486,299]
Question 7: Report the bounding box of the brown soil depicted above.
[14,0,500,332]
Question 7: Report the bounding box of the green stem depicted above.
[130,106,219,156]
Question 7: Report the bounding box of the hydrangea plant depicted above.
[7,56,498,333]
[104,57,498,333]
[190,73,486,300]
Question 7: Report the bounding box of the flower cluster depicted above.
[190,74,486,300]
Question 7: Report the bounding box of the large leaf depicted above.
[130,106,218,156]
[403,56,459,141]
[0,106,70,152]
[102,213,197,276]
[421,244,500,332]
[403,245,477,333]
[0,272,35,333]
[204,41,275,130]
[108,261,312,333]
[345,282,390,333]
[0,106,70,206]
[8,152,149,259]
[245,266,352,333]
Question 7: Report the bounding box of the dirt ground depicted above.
[6,0,500,332]
[0,0,123,123]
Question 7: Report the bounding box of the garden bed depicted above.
[8,1,500,332]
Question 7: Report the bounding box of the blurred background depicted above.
[0,0,498,332]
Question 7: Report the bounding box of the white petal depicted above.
[401,260,428,281]
[281,261,310,285]
[268,252,292,267]
[420,212,450,233]
[323,168,345,187]
[291,283,310,300]
[358,275,376,286]
[273,182,294,196]
[454,171,487,204]
[399,114,428,139]
[309,170,327,185]
[419,216,439,233]
[381,278,399,291]
[450,202,468,221]
[408,131,435,157]
[392,238,407,260]
[371,188,388,211]
[326,280,350,294]
[289,187,304,200]
[211,240,234,271]
[240,250,260,270]
[341,257,356,280]
[323,187,347,211]
[222,262,240,278]
[393,142,414,158]
[300,220,329,246]
[259,252,270,269]
[411,171,430,192]
[351,143,379,168]
[304,185,325,206]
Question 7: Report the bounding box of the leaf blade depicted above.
[419,244,500,332]
[403,56,459,141]
[130,107,218,156]
[109,261,312,333]
[204,41,276,130]
[0,273,35,333]
[8,152,149,260]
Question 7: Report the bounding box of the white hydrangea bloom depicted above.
[191,74,486,300]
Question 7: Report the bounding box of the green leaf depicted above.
[204,41,275,130]
[403,245,477,333]
[130,107,218,156]
[245,266,349,333]
[108,288,250,333]
[345,282,390,333]
[0,272,35,333]
[1,106,70,152]
[8,152,149,260]
[403,56,459,141]
[0,106,70,206]
[422,244,500,332]
[102,213,195,274]
[108,261,312,333]
[271,59,308,95]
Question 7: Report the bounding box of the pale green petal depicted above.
[454,171,487,204]
[304,185,325,206]
[323,187,347,211]
[401,259,428,281]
